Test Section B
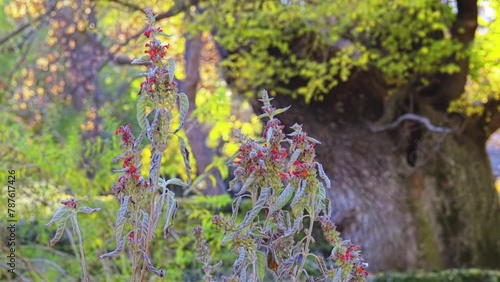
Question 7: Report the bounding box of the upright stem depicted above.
[72,214,89,282]
[295,209,315,281]
[139,153,162,282]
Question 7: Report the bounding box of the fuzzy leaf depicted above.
[163,191,177,238]
[177,135,192,183]
[115,196,129,243]
[221,231,237,246]
[287,149,303,169]
[269,183,294,215]
[135,34,147,46]
[185,174,207,196]
[273,105,291,116]
[144,252,165,277]
[266,127,273,143]
[77,206,100,214]
[174,92,189,133]
[234,247,246,269]
[158,31,173,38]
[98,239,125,259]
[257,251,266,281]
[236,171,257,196]
[291,181,306,207]
[49,216,69,246]
[315,162,331,189]
[160,177,188,190]
[240,188,270,228]
[306,136,321,144]
[228,178,238,192]
[257,113,268,119]
[227,151,241,165]
[167,57,175,82]
[46,206,69,226]
[131,55,150,65]
[135,72,149,78]
[231,197,242,221]
[137,95,148,130]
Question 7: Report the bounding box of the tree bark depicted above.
[181,31,226,196]
[247,80,500,271]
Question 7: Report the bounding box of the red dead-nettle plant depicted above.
[194,91,368,282]
[98,8,192,282]
[46,198,100,282]
[48,8,191,282]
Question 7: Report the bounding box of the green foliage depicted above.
[373,269,500,282]
[195,0,462,102]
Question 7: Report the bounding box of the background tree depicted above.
[194,0,500,271]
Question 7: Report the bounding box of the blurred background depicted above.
[0,0,499,281]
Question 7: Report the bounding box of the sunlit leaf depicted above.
[137,95,149,130]
[174,92,189,133]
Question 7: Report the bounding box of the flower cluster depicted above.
[115,123,134,147]
[145,41,169,61]
[320,216,369,280]
[61,198,77,209]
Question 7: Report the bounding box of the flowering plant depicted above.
[47,7,368,282]
[46,198,100,282]
[47,8,191,282]
[195,91,368,282]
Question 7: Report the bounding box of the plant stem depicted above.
[139,153,162,282]
[131,212,140,282]
[295,211,315,282]
[72,214,89,282]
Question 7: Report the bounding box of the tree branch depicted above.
[371,113,452,133]
[0,0,57,46]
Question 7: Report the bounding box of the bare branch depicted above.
[104,0,142,11]
[370,113,452,133]
[0,1,57,46]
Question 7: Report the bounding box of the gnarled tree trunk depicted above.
[246,80,500,271]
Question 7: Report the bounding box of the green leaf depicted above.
[167,57,175,82]
[137,95,148,130]
[46,205,69,226]
[160,177,188,189]
[49,216,69,246]
[287,149,303,169]
[174,92,189,133]
[163,191,177,238]
[98,238,125,259]
[177,135,192,183]
[131,55,151,65]
[240,188,270,228]
[236,171,257,196]
[221,231,237,246]
[115,196,129,243]
[257,251,266,281]
[273,105,291,116]
[158,31,173,38]
[269,183,294,214]
[266,127,273,143]
[77,206,101,214]
[316,162,331,189]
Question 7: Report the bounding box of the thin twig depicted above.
[0,0,57,46]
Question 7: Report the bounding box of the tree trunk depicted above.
[251,87,500,271]
[181,29,226,196]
